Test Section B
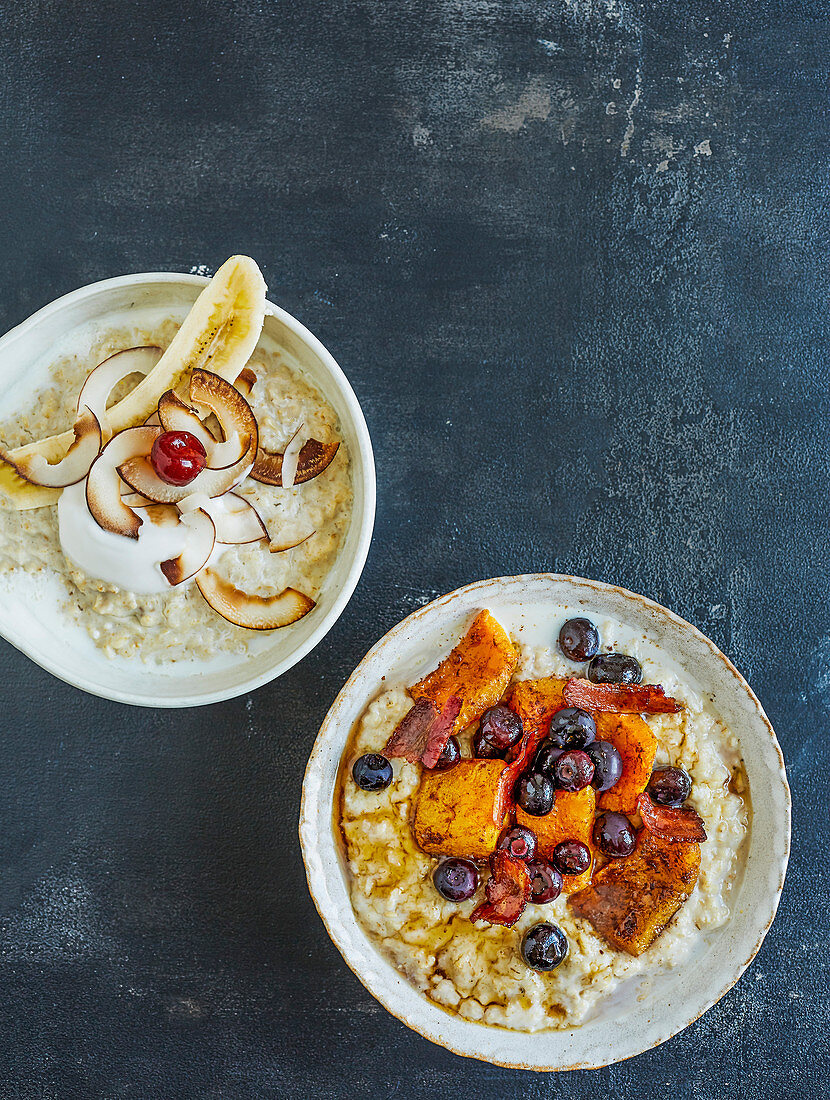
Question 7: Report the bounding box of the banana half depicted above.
[0,255,267,510]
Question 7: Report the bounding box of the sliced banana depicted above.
[0,255,266,510]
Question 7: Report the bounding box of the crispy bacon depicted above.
[420,696,462,768]
[563,678,682,714]
[471,851,531,926]
[384,698,437,763]
[384,695,461,767]
[492,720,549,827]
[637,792,708,843]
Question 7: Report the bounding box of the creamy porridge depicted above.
[0,259,352,663]
[339,614,748,1032]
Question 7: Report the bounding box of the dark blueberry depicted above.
[558,617,600,662]
[478,705,524,751]
[549,707,597,749]
[552,840,591,876]
[527,860,563,904]
[521,922,569,971]
[433,858,479,902]
[514,771,555,816]
[533,739,564,776]
[586,740,624,791]
[647,765,693,807]
[433,736,461,771]
[472,729,507,759]
[587,653,643,685]
[553,749,595,792]
[593,811,636,858]
[352,753,393,792]
[496,825,537,862]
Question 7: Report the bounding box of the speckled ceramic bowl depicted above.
[300,574,790,1070]
[0,272,375,706]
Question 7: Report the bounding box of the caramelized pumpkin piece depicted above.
[413,759,508,859]
[568,831,701,956]
[506,677,566,735]
[596,712,657,814]
[516,785,596,892]
[410,610,517,734]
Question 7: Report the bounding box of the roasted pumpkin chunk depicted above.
[568,831,701,956]
[410,610,517,734]
[413,759,508,858]
[506,676,567,736]
[516,785,596,892]
[596,712,657,814]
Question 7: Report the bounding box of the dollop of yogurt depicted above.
[58,481,198,594]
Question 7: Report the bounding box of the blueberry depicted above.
[533,740,564,776]
[585,740,623,791]
[647,765,692,807]
[514,772,555,816]
[549,707,596,749]
[558,618,600,662]
[433,858,478,902]
[587,653,642,685]
[473,705,523,759]
[527,860,563,904]
[432,736,461,771]
[352,753,393,792]
[593,811,636,858]
[521,923,569,971]
[552,840,591,876]
[496,825,537,862]
[553,749,595,792]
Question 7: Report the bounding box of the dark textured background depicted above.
[0,1,826,1096]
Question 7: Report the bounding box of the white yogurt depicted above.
[58,481,192,593]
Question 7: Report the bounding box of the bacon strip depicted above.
[384,695,461,767]
[384,698,437,763]
[637,792,707,843]
[563,678,682,714]
[492,720,549,827]
[471,851,531,926]
[420,696,462,768]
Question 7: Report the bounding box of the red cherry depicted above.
[150,430,207,486]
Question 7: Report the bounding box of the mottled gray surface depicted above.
[0,1,826,1096]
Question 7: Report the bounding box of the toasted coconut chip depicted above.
[269,529,315,553]
[120,491,153,508]
[281,424,304,488]
[78,346,162,441]
[250,438,339,487]
[195,569,315,630]
[178,490,267,543]
[87,425,161,538]
[140,503,181,528]
[160,510,216,586]
[212,493,268,544]
[144,411,161,426]
[157,390,217,453]
[234,367,257,396]
[189,367,258,445]
[11,408,102,488]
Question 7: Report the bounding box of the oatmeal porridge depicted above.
[339,610,748,1032]
[0,257,352,663]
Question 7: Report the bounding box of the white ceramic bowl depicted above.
[0,272,375,706]
[300,574,790,1070]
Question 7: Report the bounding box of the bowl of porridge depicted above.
[300,574,790,1070]
[0,257,375,706]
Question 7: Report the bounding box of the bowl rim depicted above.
[299,572,791,1071]
[0,270,376,707]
